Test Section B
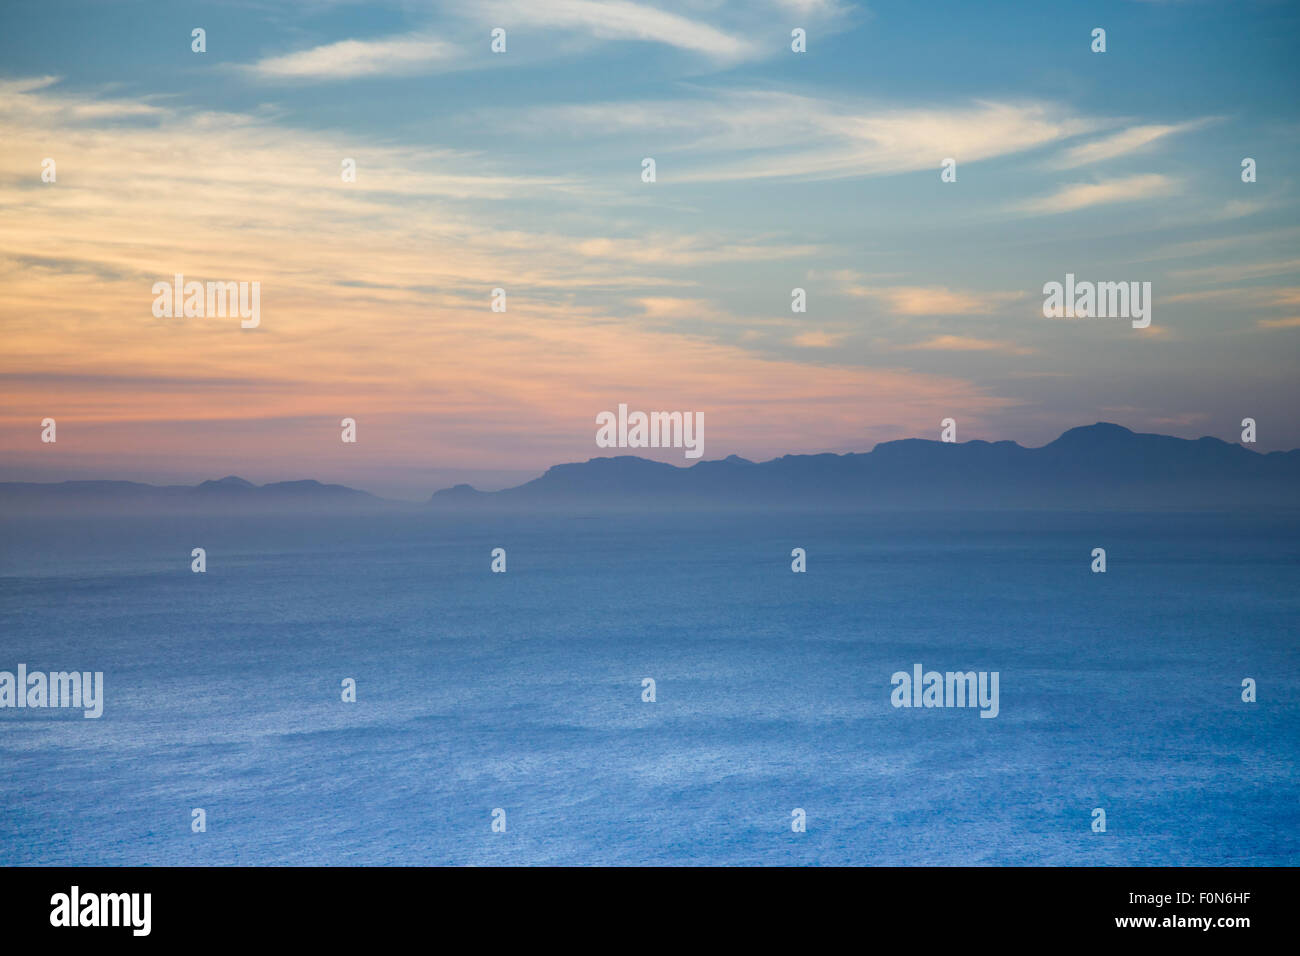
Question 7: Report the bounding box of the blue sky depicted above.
[1,0,1298,497]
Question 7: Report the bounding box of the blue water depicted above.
[1,511,1296,865]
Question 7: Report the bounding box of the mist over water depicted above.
[1,511,1296,865]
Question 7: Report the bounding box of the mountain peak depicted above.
[1047,422,1135,446]
[199,475,256,490]
[430,483,484,501]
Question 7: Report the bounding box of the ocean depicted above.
[1,510,1296,865]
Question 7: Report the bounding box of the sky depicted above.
[1,0,1298,499]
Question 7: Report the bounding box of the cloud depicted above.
[485,0,755,58]
[575,234,819,266]
[0,75,60,94]
[772,0,851,13]
[1164,284,1300,306]
[901,335,1035,355]
[248,35,458,79]
[0,75,165,121]
[1052,121,1207,168]
[1162,287,1252,304]
[1256,316,1300,329]
[1149,412,1210,426]
[844,284,1027,316]
[1212,199,1267,222]
[791,331,841,347]
[1017,174,1177,215]
[512,94,1094,183]
[1168,258,1300,285]
[243,0,852,82]
[1137,228,1300,263]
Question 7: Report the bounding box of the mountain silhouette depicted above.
[3,424,1295,513]
[0,475,380,514]
[428,423,1299,511]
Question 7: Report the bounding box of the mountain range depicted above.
[0,474,378,514]
[3,424,1296,513]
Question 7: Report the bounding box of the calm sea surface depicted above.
[1,511,1296,865]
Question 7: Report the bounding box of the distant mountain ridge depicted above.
[0,474,381,514]
[2,424,1296,513]
[429,422,1299,511]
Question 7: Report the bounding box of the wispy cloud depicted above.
[242,0,852,82]
[844,284,1027,316]
[1017,174,1177,215]
[901,335,1035,355]
[0,75,165,120]
[1137,228,1300,263]
[249,35,458,79]
[1164,284,1300,306]
[486,0,755,59]
[1149,411,1210,426]
[791,331,841,348]
[575,234,818,266]
[1052,121,1208,168]
[510,94,1094,182]
[1169,258,1300,285]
